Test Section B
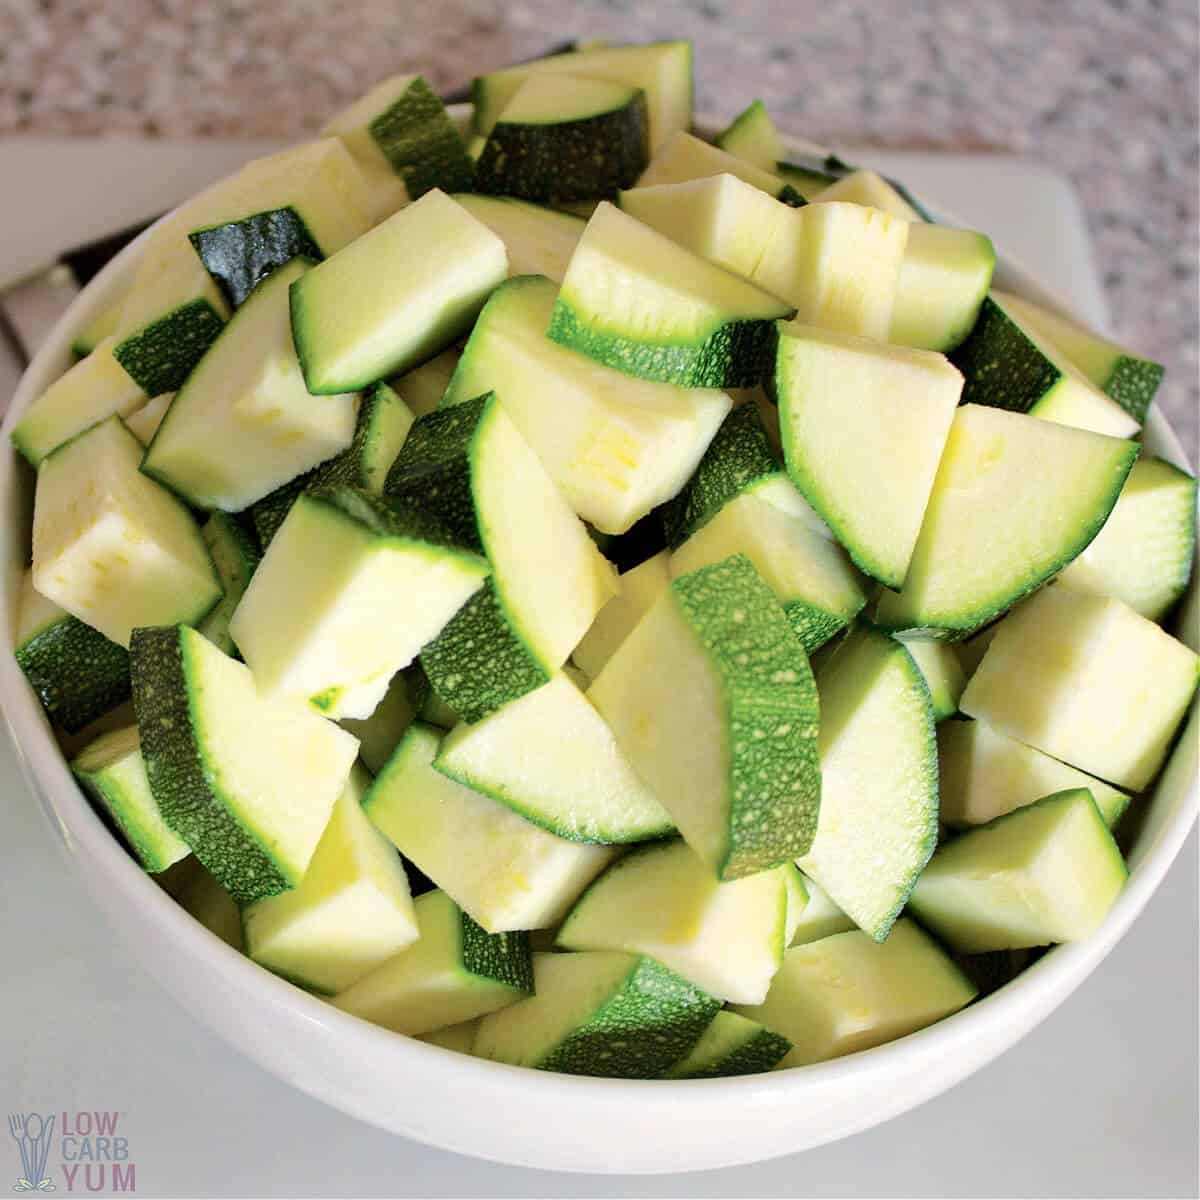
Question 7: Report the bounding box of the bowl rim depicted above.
[0,116,1196,1142]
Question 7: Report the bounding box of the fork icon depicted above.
[8,1113,55,1192]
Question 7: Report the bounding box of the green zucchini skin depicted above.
[189,207,324,309]
[951,296,1061,414]
[113,298,225,396]
[460,907,535,993]
[16,618,131,733]
[1104,356,1163,425]
[368,76,474,198]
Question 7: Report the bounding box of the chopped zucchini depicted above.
[123,392,173,445]
[548,202,794,388]
[874,405,1138,638]
[473,950,720,1077]
[390,347,460,418]
[70,298,123,358]
[129,625,360,902]
[589,554,821,880]
[813,168,923,220]
[714,100,786,171]
[782,864,808,944]
[959,585,1199,791]
[196,512,260,655]
[32,417,220,648]
[290,189,508,394]
[442,274,730,534]
[572,550,671,680]
[71,724,190,873]
[775,157,840,201]
[338,672,415,774]
[333,889,533,1034]
[788,873,855,946]
[364,724,615,932]
[904,640,967,721]
[665,1010,791,1078]
[451,194,585,282]
[910,788,1128,952]
[636,131,803,204]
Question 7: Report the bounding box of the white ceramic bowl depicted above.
[0,125,1196,1174]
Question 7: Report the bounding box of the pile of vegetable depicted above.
[12,41,1198,1080]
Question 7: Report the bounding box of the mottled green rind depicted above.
[547,298,783,389]
[1104,355,1163,425]
[368,75,474,198]
[783,600,848,655]
[474,93,649,204]
[15,618,131,733]
[666,1023,792,1078]
[535,957,721,1078]
[674,554,822,876]
[461,909,534,993]
[661,405,780,549]
[113,298,225,395]
[189,207,324,309]
[130,625,291,903]
[197,512,261,654]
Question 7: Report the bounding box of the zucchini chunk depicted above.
[443,274,730,534]
[337,672,415,774]
[32,417,220,648]
[788,873,855,946]
[333,889,532,1035]
[130,624,360,903]
[70,298,123,358]
[796,628,938,941]
[474,74,649,204]
[386,393,616,723]
[910,788,1128,952]
[665,1011,791,1079]
[589,554,821,880]
[572,550,671,680]
[874,405,1138,638]
[960,585,1199,791]
[363,724,615,932]
[636,131,803,204]
[557,839,791,1003]
[435,672,674,844]
[196,512,260,655]
[733,921,977,1067]
[14,567,131,733]
[123,392,173,445]
[242,765,419,994]
[473,950,720,1077]
[776,322,962,588]
[12,336,145,466]
[142,258,360,511]
[290,189,508,394]
[904,640,967,721]
[813,168,923,220]
[390,346,460,418]
[451,194,585,282]
[951,295,1140,437]
[938,718,1130,830]
[548,202,794,388]
[71,724,189,873]
[714,99,786,171]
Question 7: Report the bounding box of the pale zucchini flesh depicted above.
[572,550,671,680]
[451,195,585,282]
[635,131,802,204]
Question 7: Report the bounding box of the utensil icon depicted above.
[7,1112,55,1191]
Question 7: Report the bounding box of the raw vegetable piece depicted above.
[993,289,1164,424]
[173,859,243,950]
[417,1019,480,1052]
[959,586,1200,791]
[230,487,488,720]
[391,347,460,418]
[403,663,460,730]
[142,258,359,511]
[473,950,720,1077]
[874,405,1138,638]
[364,724,615,932]
[250,380,415,548]
[954,622,999,678]
[556,839,790,1003]
[909,789,1128,953]
[290,189,508,394]
[733,920,977,1068]
[788,873,856,946]
[322,72,473,212]
[938,718,1130,830]
[71,724,189,873]
[1056,456,1197,621]
[471,41,693,154]
[129,624,360,903]
[12,336,145,466]
[904,640,967,721]
[196,512,260,655]
[123,393,173,445]
[452,194,585,282]
[333,889,532,1034]
[775,157,841,201]
[32,417,220,648]
[572,550,671,680]
[950,295,1140,438]
[71,298,123,358]
[813,169,923,221]
[548,202,794,388]
[776,323,962,587]
[442,274,730,534]
[755,202,908,340]
[782,864,808,945]
[338,672,415,774]
[14,568,131,733]
[243,766,419,994]
[670,493,866,653]
[635,131,803,205]
[797,627,938,941]
[589,554,821,880]
[474,74,649,204]
[664,1010,791,1078]
[714,100,786,171]
[386,393,616,723]
[436,672,674,844]
[889,224,996,353]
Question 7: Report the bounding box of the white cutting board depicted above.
[0,144,1195,1199]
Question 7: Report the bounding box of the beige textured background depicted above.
[1,0,1196,453]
